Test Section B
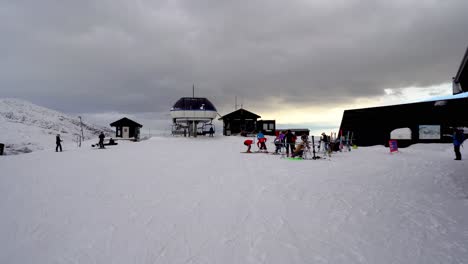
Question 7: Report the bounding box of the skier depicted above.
[98,132,105,149]
[256,131,267,151]
[453,128,465,160]
[243,139,253,153]
[258,137,267,151]
[274,131,285,154]
[56,134,63,152]
[209,127,214,137]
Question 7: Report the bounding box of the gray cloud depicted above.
[1,0,468,115]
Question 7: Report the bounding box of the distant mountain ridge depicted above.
[0,98,113,155]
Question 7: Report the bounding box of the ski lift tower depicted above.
[170,97,218,137]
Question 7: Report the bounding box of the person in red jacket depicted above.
[244,139,253,153]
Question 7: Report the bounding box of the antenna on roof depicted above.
[192,84,195,98]
[235,96,238,110]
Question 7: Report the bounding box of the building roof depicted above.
[453,46,468,94]
[171,97,217,111]
[110,117,143,128]
[218,108,261,120]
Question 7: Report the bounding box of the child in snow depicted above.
[244,139,253,153]
[256,131,267,151]
[274,131,285,154]
[257,137,267,151]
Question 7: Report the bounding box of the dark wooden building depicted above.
[110,117,143,140]
[340,46,468,147]
[276,128,310,136]
[339,97,468,147]
[257,120,276,135]
[219,108,260,136]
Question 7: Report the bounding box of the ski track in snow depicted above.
[0,136,468,264]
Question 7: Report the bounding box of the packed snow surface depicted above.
[1,136,467,264]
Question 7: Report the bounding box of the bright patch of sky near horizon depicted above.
[80,82,453,136]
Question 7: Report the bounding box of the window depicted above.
[419,125,440,139]
[390,128,411,139]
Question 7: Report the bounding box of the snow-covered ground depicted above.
[1,136,467,263]
[0,99,113,155]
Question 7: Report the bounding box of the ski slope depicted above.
[1,136,467,263]
[0,98,112,155]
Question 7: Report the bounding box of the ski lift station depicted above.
[170,97,218,137]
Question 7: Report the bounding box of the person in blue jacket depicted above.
[453,128,465,160]
[256,131,267,151]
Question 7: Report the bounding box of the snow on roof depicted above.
[418,91,468,103]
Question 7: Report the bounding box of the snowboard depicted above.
[285,157,303,160]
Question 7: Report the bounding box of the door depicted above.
[123,127,129,138]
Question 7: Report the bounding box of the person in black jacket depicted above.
[98,132,105,149]
[321,132,330,152]
[284,130,296,157]
[453,128,465,160]
[56,134,63,152]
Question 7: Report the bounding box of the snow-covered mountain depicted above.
[0,98,113,155]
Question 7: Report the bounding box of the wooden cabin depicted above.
[110,117,143,140]
[219,108,260,136]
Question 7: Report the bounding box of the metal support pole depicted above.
[78,116,84,147]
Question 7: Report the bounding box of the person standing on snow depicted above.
[98,132,105,149]
[284,130,296,157]
[56,134,63,152]
[256,131,267,151]
[321,132,330,152]
[453,128,465,160]
[274,131,285,154]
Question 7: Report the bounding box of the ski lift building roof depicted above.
[453,46,468,94]
[109,117,143,139]
[171,97,217,111]
[170,97,218,124]
[340,45,468,147]
[218,108,261,120]
[110,117,143,128]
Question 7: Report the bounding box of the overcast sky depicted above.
[1,0,468,129]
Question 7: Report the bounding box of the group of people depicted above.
[243,131,268,153]
[274,130,300,157]
[55,132,110,152]
[243,130,314,157]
